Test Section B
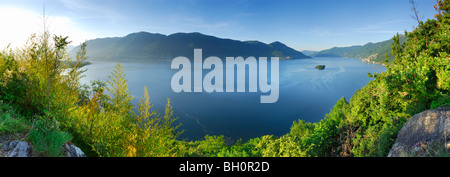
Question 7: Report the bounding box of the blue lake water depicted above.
[80,57,386,141]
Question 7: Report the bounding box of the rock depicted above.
[64,143,75,157]
[63,143,85,157]
[72,145,85,157]
[0,135,12,144]
[388,105,450,157]
[2,140,32,157]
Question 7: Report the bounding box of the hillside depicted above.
[70,31,310,61]
[313,35,407,64]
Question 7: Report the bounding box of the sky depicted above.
[0,0,439,51]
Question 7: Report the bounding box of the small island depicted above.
[315,65,325,70]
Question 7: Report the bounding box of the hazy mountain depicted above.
[300,50,318,56]
[66,45,76,53]
[313,45,362,57]
[313,35,407,64]
[69,31,310,61]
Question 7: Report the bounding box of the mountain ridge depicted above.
[312,35,407,64]
[69,31,310,61]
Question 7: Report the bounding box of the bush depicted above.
[430,95,450,109]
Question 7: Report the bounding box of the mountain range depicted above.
[312,35,407,64]
[69,31,310,61]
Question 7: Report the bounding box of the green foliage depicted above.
[230,0,450,157]
[0,113,27,135]
[216,139,252,157]
[0,102,29,135]
[303,97,348,156]
[289,119,314,139]
[344,0,449,156]
[258,135,306,157]
[65,62,182,157]
[0,31,84,119]
[106,62,134,116]
[28,117,72,157]
[350,118,405,157]
[195,135,227,156]
[0,48,28,113]
[431,95,450,109]
[0,29,183,157]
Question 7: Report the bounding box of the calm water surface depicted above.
[80,57,385,141]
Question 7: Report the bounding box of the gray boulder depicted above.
[388,105,450,157]
[2,140,32,157]
[63,143,86,157]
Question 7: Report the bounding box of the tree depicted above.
[106,62,134,117]
[409,0,424,25]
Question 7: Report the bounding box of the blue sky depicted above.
[0,0,438,51]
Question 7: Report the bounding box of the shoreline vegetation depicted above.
[312,35,408,66]
[0,1,449,157]
[64,60,91,67]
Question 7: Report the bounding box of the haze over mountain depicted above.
[300,50,318,57]
[313,35,407,64]
[69,31,310,61]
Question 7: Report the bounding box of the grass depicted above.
[28,118,73,157]
[0,102,29,135]
[0,101,73,157]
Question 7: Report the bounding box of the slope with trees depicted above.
[313,35,407,64]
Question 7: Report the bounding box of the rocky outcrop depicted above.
[388,106,450,157]
[63,143,86,157]
[2,140,32,157]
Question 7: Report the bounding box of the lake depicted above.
[80,57,386,141]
